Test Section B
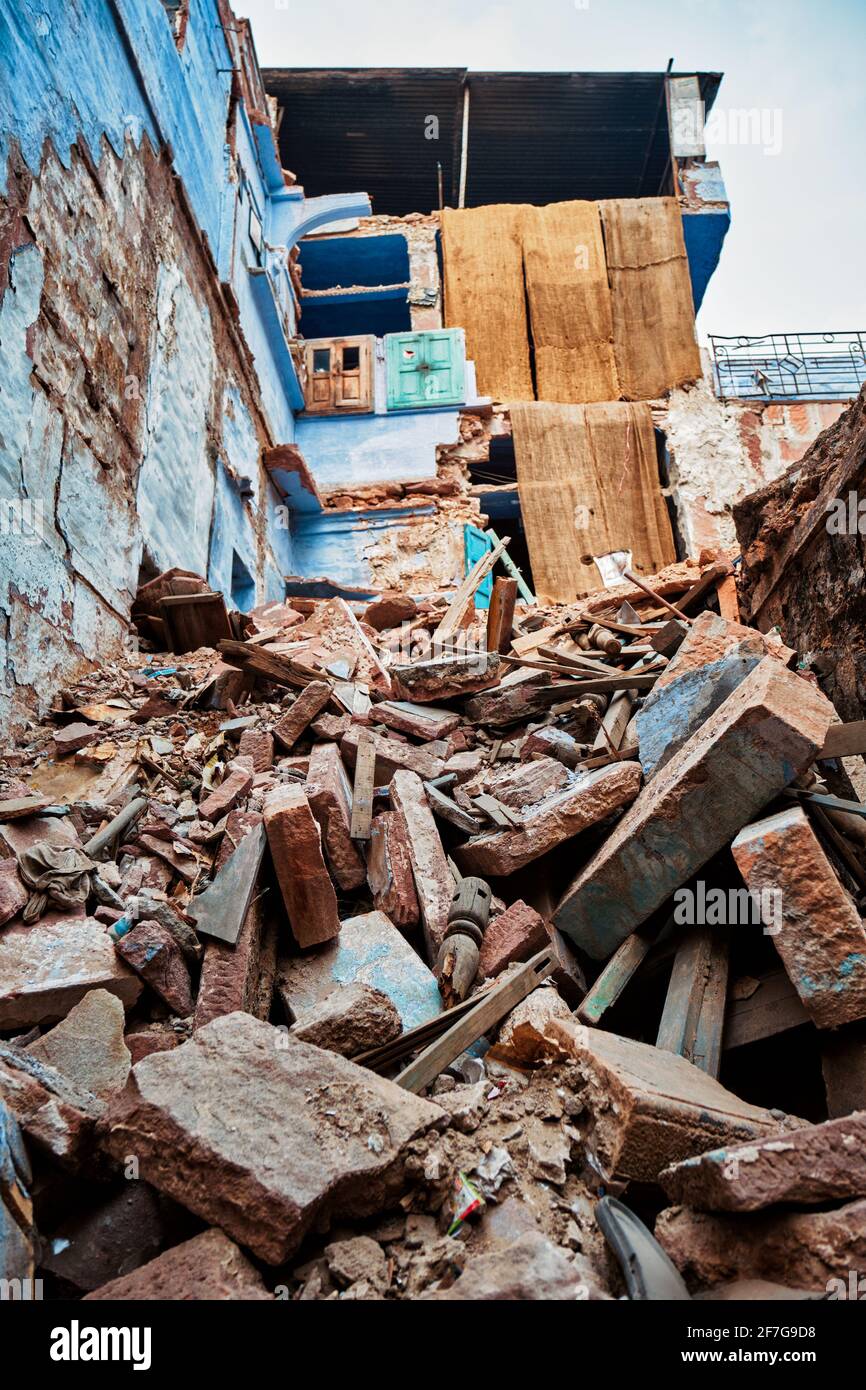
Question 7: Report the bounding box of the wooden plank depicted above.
[188,821,266,945]
[723,970,809,1051]
[433,534,509,642]
[472,793,522,829]
[485,527,535,603]
[356,994,479,1073]
[677,561,732,615]
[217,639,320,691]
[486,577,518,654]
[349,731,376,841]
[820,721,866,760]
[657,927,729,1074]
[623,568,692,623]
[576,929,655,1025]
[395,949,557,1093]
[424,782,483,835]
[692,934,730,1078]
[536,644,625,679]
[158,592,232,654]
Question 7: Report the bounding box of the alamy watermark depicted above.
[672,100,783,157]
[826,491,866,535]
[0,497,44,545]
[673,880,783,935]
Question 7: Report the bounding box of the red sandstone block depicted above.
[0,858,27,926]
[366,811,420,930]
[198,763,253,822]
[116,921,193,1016]
[554,659,835,960]
[341,726,445,785]
[389,771,451,960]
[456,762,641,879]
[263,784,340,947]
[305,743,366,891]
[273,682,332,750]
[478,901,549,978]
[238,728,274,772]
[731,806,866,1029]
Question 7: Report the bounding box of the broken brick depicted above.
[555,659,835,959]
[389,770,452,960]
[341,725,445,784]
[101,1011,444,1263]
[478,900,549,978]
[456,762,641,878]
[273,681,333,750]
[366,811,420,929]
[659,1111,866,1212]
[731,806,866,1029]
[305,742,366,891]
[198,763,253,822]
[263,783,340,947]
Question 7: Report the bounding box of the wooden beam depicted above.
[657,927,729,1077]
[433,535,509,642]
[820,721,866,760]
[349,732,376,841]
[395,949,556,1093]
[486,577,518,655]
[576,929,655,1025]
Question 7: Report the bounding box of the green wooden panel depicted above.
[464,523,494,609]
[385,330,465,411]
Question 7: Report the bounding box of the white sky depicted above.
[241,0,866,342]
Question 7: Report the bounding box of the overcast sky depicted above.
[242,0,865,342]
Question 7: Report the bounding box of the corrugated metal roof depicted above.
[264,68,723,216]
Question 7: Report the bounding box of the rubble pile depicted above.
[3,545,866,1302]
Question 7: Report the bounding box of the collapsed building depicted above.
[2,0,866,1304]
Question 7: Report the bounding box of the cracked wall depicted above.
[0,135,290,734]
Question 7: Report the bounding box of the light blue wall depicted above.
[295,407,462,492]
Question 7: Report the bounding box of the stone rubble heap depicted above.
[2,551,866,1302]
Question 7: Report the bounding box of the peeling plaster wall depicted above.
[137,263,217,577]
[657,353,850,557]
[295,407,462,493]
[0,134,290,733]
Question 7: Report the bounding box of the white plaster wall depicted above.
[137,262,216,575]
[662,369,764,555]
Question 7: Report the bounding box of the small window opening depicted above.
[313,349,331,374]
[230,551,256,613]
[341,345,360,371]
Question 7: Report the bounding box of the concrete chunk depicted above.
[660,1111,866,1211]
[101,1012,444,1263]
[456,762,641,878]
[731,806,866,1028]
[555,658,835,960]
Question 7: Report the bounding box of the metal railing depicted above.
[709,332,866,401]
